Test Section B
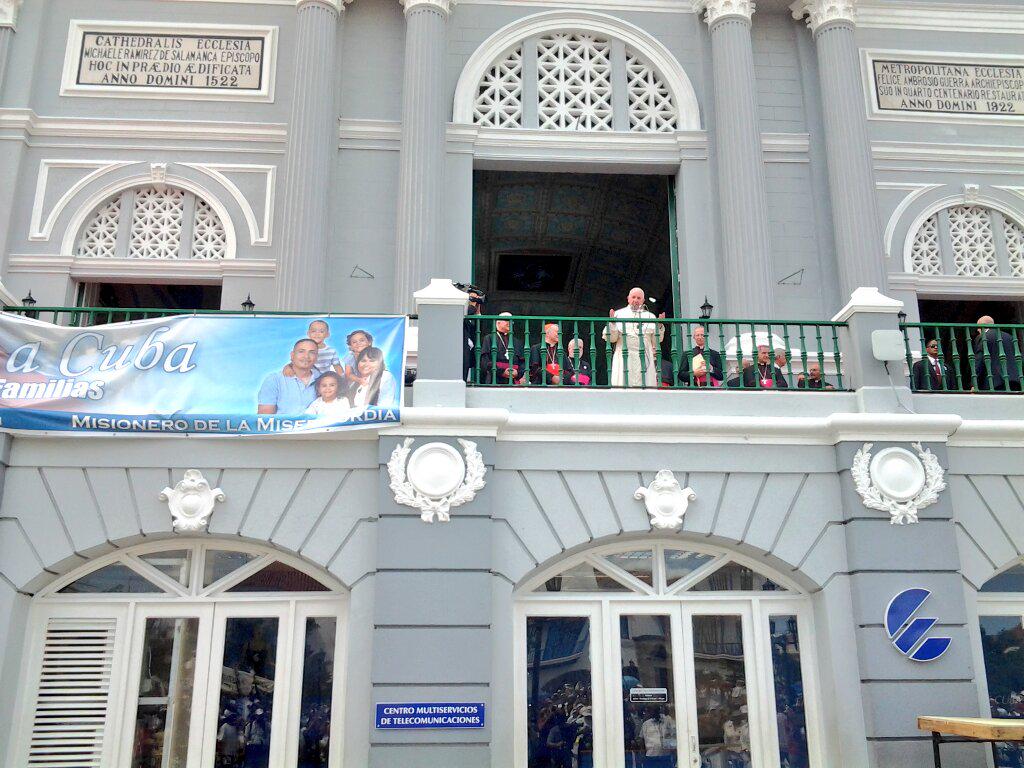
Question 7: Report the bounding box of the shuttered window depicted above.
[28,618,117,768]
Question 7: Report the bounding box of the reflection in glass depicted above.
[604,551,655,586]
[620,615,676,768]
[139,550,192,587]
[216,617,279,768]
[227,561,330,593]
[298,617,337,768]
[131,618,198,768]
[60,563,163,594]
[981,615,1024,768]
[526,617,594,768]
[535,562,631,593]
[692,615,751,768]
[770,616,809,768]
[664,550,715,587]
[204,550,259,587]
[691,563,782,592]
[982,566,1024,593]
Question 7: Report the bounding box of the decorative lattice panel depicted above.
[76,196,121,259]
[1005,216,1024,278]
[191,199,227,260]
[129,187,185,259]
[625,48,678,133]
[909,214,942,275]
[537,33,613,131]
[473,45,523,128]
[949,205,998,276]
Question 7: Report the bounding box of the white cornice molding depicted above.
[458,0,692,11]
[856,1,1024,34]
[693,0,755,25]
[401,0,456,15]
[0,0,22,28]
[0,109,287,143]
[872,140,1024,165]
[888,273,1024,298]
[7,254,277,281]
[790,0,857,32]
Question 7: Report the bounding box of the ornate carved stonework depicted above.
[388,438,486,523]
[401,0,456,16]
[161,470,225,533]
[790,0,857,31]
[296,0,354,12]
[634,470,697,530]
[694,0,756,25]
[0,0,22,27]
[150,163,167,185]
[852,443,946,525]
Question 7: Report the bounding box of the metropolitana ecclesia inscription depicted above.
[872,59,1024,118]
[61,21,277,101]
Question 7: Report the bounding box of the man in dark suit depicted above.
[731,344,788,389]
[973,316,1022,392]
[479,312,526,385]
[912,339,955,392]
[678,325,723,386]
[529,322,566,385]
[462,286,484,382]
[797,363,836,390]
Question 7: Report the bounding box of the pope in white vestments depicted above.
[603,287,664,388]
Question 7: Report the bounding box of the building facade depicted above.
[0,1,1023,767]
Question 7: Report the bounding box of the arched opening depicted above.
[514,541,823,768]
[11,540,346,768]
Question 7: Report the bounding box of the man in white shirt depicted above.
[604,287,664,388]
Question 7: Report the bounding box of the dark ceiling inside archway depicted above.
[473,171,674,318]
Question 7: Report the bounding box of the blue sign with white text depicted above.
[375,702,485,729]
[885,588,952,662]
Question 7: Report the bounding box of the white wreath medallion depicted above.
[161,469,225,532]
[388,438,486,523]
[852,442,946,525]
[634,470,697,530]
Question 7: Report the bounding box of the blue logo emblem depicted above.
[885,588,951,662]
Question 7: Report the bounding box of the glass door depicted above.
[200,602,291,768]
[121,604,215,768]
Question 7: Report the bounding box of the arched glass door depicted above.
[516,543,822,768]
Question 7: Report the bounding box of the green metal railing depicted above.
[901,321,1024,393]
[466,315,846,391]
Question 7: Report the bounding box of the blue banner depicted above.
[0,313,406,434]
[375,703,485,729]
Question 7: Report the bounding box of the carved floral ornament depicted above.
[388,438,486,523]
[693,0,755,25]
[400,0,457,16]
[634,470,697,530]
[852,443,946,525]
[161,470,225,533]
[789,0,858,32]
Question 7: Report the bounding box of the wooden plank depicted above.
[917,716,1024,741]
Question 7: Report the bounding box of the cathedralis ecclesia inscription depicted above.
[78,32,266,90]
[873,59,1024,118]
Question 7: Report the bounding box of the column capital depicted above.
[692,0,755,26]
[401,0,456,17]
[0,0,23,28]
[296,0,352,12]
[790,0,857,32]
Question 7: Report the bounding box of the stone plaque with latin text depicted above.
[873,59,1024,118]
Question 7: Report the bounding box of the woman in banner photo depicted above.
[305,371,354,420]
[349,346,398,408]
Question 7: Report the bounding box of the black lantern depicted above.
[21,291,36,308]
[241,294,255,312]
[699,296,714,320]
[897,310,907,325]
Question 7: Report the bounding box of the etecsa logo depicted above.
[885,588,952,662]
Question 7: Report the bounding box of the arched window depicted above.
[909,205,1024,278]
[516,542,822,768]
[76,185,228,260]
[13,541,345,768]
[977,563,1024,754]
[459,13,699,133]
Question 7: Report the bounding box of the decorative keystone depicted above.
[634,470,697,530]
[161,470,225,533]
[852,443,946,525]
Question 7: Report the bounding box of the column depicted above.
[696,0,774,318]
[0,0,21,94]
[276,0,346,311]
[793,0,888,297]
[394,0,454,313]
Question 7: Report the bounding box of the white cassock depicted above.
[603,307,664,388]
